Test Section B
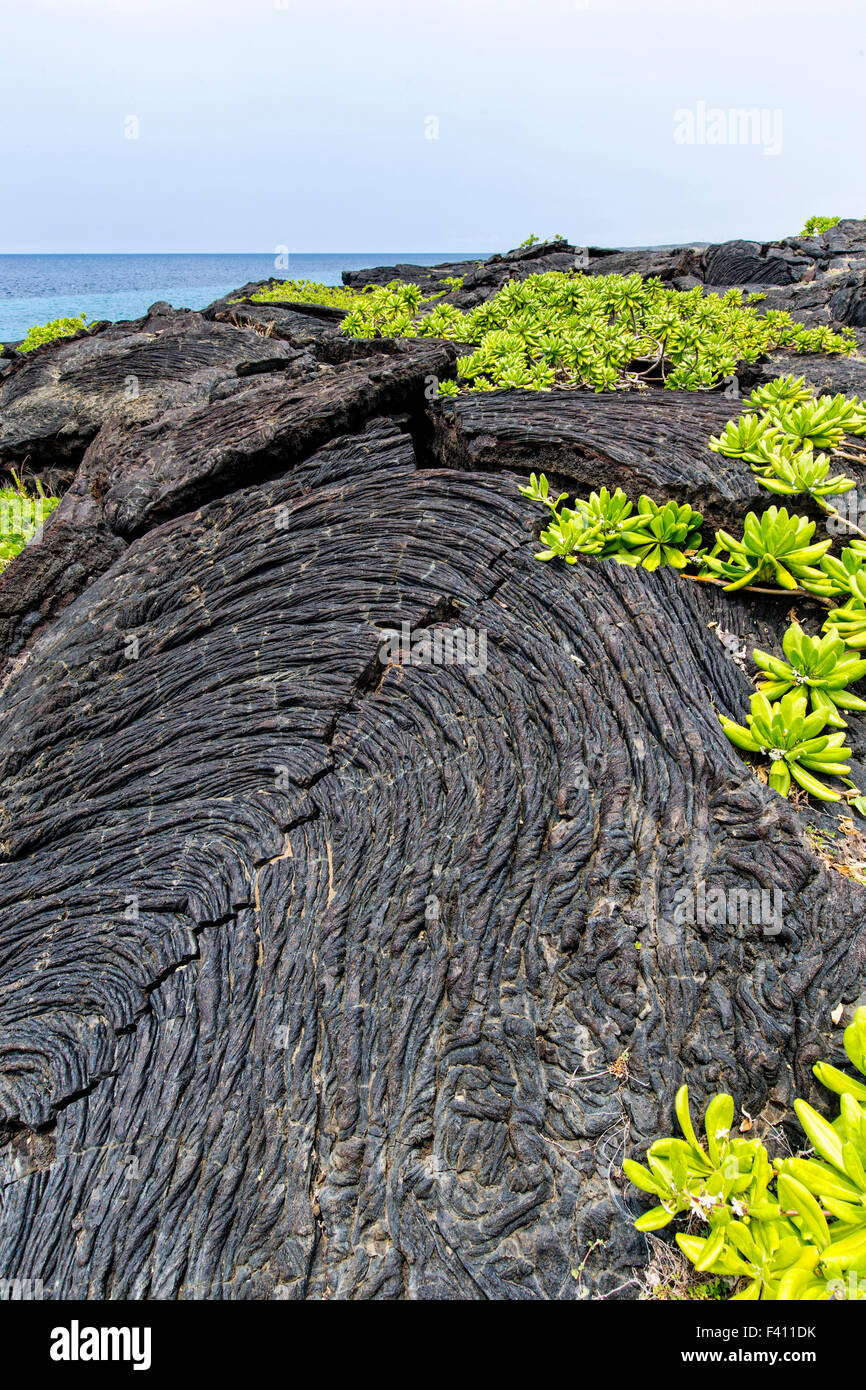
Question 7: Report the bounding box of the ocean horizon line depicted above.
[0,250,497,259]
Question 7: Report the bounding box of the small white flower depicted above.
[689,1190,719,1218]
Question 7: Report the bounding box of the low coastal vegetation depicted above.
[0,472,60,571]
[624,1010,866,1300]
[248,279,367,311]
[16,313,96,354]
[336,273,855,394]
[800,214,841,237]
[519,375,866,815]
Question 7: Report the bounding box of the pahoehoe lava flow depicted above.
[2,231,866,1299]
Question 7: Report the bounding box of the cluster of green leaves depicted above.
[248,279,376,310]
[335,272,855,396]
[0,472,60,571]
[719,690,854,802]
[699,507,831,593]
[520,376,866,815]
[519,474,703,572]
[753,623,866,728]
[710,377,866,511]
[17,314,95,354]
[625,1010,866,1299]
[799,215,841,237]
[702,377,866,809]
[824,564,866,649]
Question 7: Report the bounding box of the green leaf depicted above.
[795,1099,845,1169]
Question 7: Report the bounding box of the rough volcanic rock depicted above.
[830,271,866,328]
[740,280,843,327]
[702,240,800,287]
[0,305,312,479]
[785,219,866,262]
[68,339,457,539]
[341,258,482,292]
[3,250,866,1302]
[428,388,803,533]
[2,337,866,1304]
[585,248,692,282]
[0,340,458,668]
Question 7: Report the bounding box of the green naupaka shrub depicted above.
[751,446,855,504]
[709,413,784,462]
[698,507,831,593]
[753,623,866,728]
[718,690,854,801]
[769,395,866,452]
[617,498,704,572]
[248,279,369,310]
[800,215,841,237]
[336,271,856,395]
[746,374,816,411]
[519,474,703,572]
[0,473,60,571]
[711,393,866,465]
[625,1010,866,1299]
[710,381,866,524]
[17,314,95,354]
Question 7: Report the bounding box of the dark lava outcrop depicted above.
[1,241,866,1300]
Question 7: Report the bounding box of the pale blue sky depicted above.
[2,0,864,253]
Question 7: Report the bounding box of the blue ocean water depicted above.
[0,253,491,343]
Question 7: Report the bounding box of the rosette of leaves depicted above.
[415,302,466,338]
[518,475,684,565]
[709,414,783,464]
[752,444,856,503]
[614,497,704,571]
[719,690,853,800]
[623,1086,770,1234]
[699,507,832,592]
[768,395,863,452]
[624,1009,866,1300]
[572,486,647,552]
[752,622,866,728]
[519,473,605,562]
[744,375,815,412]
[535,509,608,562]
[823,571,866,647]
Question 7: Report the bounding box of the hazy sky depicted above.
[2,0,864,253]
